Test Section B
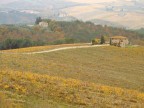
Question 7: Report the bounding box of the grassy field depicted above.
[0,45,144,107]
[0,70,144,108]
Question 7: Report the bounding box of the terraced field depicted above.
[0,45,144,107]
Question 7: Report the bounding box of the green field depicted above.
[0,45,144,107]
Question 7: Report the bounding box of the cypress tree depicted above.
[100,36,105,44]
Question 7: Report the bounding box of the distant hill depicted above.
[63,0,144,29]
[0,0,79,9]
[0,0,144,29]
[135,28,144,35]
[0,0,81,24]
[0,10,37,24]
[90,19,125,28]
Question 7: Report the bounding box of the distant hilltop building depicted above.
[110,36,129,47]
[27,24,34,27]
[39,21,48,28]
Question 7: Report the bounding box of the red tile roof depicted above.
[110,36,127,39]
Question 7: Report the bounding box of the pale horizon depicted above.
[0,0,142,4]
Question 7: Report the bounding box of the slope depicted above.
[1,45,144,92]
[0,70,144,108]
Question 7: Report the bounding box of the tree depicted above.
[100,36,105,44]
[35,17,42,25]
[49,20,59,32]
[110,38,112,45]
[65,38,75,44]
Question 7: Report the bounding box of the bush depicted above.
[0,38,33,50]
[52,39,65,45]
[92,39,100,45]
[52,38,76,45]
[65,38,76,44]
[0,37,77,50]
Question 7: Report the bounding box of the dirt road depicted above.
[0,44,110,55]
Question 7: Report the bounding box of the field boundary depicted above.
[0,44,110,54]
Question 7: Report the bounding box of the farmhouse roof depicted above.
[39,21,48,24]
[110,36,127,39]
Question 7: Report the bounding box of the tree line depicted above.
[0,18,143,50]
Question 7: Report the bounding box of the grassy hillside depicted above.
[0,45,144,107]
[0,70,144,108]
[1,45,144,91]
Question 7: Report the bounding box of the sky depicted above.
[0,0,118,4]
[0,0,143,4]
[65,0,117,3]
[0,0,17,4]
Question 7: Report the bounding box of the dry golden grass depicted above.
[0,91,22,108]
[0,46,144,92]
[0,69,144,108]
[0,45,144,107]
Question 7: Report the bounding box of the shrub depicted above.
[92,38,100,45]
[0,38,34,50]
[65,38,76,44]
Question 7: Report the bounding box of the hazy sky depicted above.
[65,0,117,3]
[0,0,118,4]
[0,0,142,4]
[0,0,17,4]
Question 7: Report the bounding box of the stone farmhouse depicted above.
[39,21,48,28]
[110,36,129,47]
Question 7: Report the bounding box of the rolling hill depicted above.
[0,44,144,107]
[0,0,144,107]
[0,10,38,24]
[63,0,144,29]
[1,45,144,91]
[0,0,144,29]
[0,0,80,24]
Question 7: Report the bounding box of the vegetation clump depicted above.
[92,38,100,45]
[0,38,34,50]
[100,36,105,44]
